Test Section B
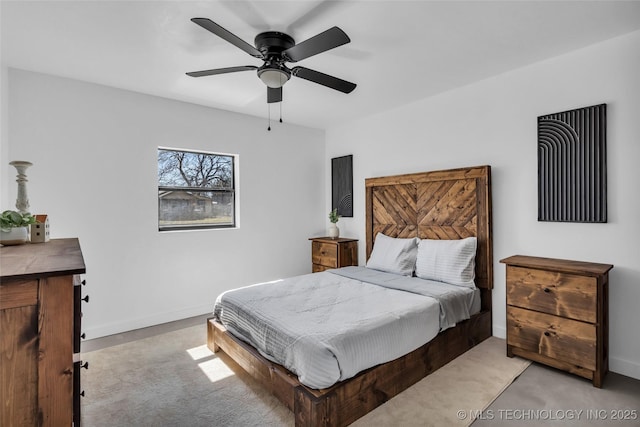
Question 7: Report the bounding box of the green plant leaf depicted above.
[0,210,36,228]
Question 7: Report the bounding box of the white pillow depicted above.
[415,237,477,288]
[366,233,418,276]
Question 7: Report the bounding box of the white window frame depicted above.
[158,147,238,232]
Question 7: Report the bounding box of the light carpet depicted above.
[82,325,530,427]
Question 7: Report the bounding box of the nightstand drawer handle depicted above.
[543,287,551,293]
[544,331,551,337]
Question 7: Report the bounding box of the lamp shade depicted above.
[258,68,289,88]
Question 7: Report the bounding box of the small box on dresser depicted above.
[309,237,358,272]
[500,255,613,387]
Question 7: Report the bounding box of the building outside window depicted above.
[158,147,237,231]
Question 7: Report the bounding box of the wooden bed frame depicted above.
[207,165,493,426]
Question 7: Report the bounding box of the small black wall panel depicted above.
[332,155,353,217]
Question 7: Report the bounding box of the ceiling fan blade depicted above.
[286,2,348,34]
[283,26,350,62]
[291,66,356,94]
[267,87,282,103]
[186,65,258,77]
[191,18,263,58]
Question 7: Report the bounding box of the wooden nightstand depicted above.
[309,237,358,272]
[501,255,613,387]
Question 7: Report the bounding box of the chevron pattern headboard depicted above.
[365,166,493,307]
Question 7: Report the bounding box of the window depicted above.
[158,148,236,231]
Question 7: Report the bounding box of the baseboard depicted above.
[83,303,212,340]
[492,324,506,339]
[610,356,640,381]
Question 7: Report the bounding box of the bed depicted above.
[207,165,493,426]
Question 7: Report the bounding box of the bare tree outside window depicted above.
[158,148,236,231]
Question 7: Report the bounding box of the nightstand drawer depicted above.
[507,266,597,323]
[312,242,338,268]
[507,306,596,371]
[309,237,358,273]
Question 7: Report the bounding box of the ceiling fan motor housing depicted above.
[254,31,295,55]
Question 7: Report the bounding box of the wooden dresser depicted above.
[501,255,613,387]
[1,238,87,426]
[309,237,358,272]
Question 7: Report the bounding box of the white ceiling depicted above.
[3,1,640,130]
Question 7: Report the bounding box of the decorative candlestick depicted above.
[9,160,33,214]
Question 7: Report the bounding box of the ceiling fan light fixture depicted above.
[258,68,290,88]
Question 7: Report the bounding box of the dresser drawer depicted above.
[312,242,338,268]
[507,266,597,323]
[507,306,596,371]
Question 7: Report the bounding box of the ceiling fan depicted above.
[186,17,357,105]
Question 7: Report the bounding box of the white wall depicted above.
[0,64,8,210]
[5,69,326,338]
[326,30,640,380]
[0,4,6,210]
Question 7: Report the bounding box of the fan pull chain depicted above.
[278,73,283,124]
[267,104,271,131]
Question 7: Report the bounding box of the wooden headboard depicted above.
[365,165,493,311]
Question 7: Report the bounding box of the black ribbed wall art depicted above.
[332,155,353,217]
[538,104,607,223]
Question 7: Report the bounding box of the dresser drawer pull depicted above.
[80,390,85,397]
[82,295,90,303]
[81,279,86,286]
[81,333,86,340]
[543,287,551,293]
[80,361,89,370]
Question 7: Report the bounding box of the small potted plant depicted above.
[328,208,340,239]
[0,210,36,245]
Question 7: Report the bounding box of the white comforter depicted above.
[214,268,442,389]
